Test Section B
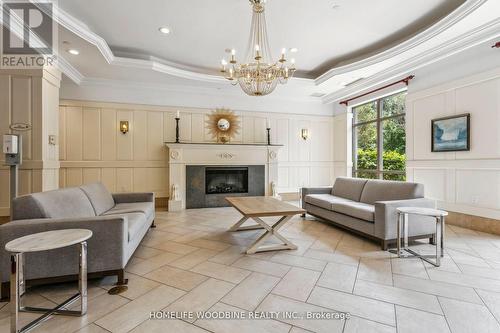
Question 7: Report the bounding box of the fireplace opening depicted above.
[205,167,249,194]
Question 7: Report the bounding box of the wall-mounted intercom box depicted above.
[3,134,19,154]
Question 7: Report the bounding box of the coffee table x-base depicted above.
[226,196,305,254]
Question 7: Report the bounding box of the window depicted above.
[352,92,406,181]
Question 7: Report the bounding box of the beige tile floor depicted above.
[2,205,500,332]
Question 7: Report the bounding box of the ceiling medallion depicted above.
[220,0,296,97]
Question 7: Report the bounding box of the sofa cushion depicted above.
[331,201,375,222]
[332,177,368,202]
[12,195,48,220]
[80,182,115,216]
[125,213,148,241]
[305,194,353,210]
[102,202,154,219]
[31,188,96,219]
[360,179,424,205]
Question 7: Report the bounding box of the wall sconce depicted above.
[120,121,129,134]
[301,128,309,141]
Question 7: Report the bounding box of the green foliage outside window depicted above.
[356,149,406,172]
[354,92,407,180]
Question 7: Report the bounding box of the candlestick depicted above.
[266,128,271,145]
[175,117,180,143]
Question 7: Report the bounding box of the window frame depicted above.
[352,91,407,180]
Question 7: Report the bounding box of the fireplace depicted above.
[205,167,248,194]
[186,165,265,208]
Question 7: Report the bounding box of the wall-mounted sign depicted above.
[9,123,32,131]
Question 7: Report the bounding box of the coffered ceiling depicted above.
[45,0,500,104]
[58,0,465,78]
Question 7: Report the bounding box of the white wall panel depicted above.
[413,168,446,201]
[101,108,117,161]
[59,100,336,197]
[147,112,164,160]
[411,93,449,161]
[406,70,500,219]
[455,79,500,159]
[133,110,148,161]
[82,107,101,160]
[65,106,83,161]
[456,169,500,210]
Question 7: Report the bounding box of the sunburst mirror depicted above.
[205,108,241,143]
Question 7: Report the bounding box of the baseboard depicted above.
[0,216,10,225]
[155,197,169,210]
[447,211,500,235]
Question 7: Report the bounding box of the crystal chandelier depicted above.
[220,0,296,96]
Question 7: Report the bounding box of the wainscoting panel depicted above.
[456,169,500,210]
[412,168,447,202]
[58,100,335,198]
[406,70,500,220]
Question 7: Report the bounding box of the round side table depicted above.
[5,229,92,333]
[395,207,448,267]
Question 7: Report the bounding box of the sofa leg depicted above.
[381,240,389,251]
[301,214,306,218]
[108,269,129,295]
[0,281,9,301]
[117,269,128,285]
[429,235,437,245]
[150,220,156,228]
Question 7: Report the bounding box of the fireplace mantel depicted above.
[165,143,282,211]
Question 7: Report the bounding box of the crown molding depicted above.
[52,6,235,84]
[31,0,492,100]
[56,54,84,84]
[48,1,482,88]
[322,17,500,104]
[78,77,320,103]
[315,0,487,85]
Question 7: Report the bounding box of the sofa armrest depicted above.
[301,187,333,210]
[112,192,155,204]
[0,216,128,282]
[374,198,436,240]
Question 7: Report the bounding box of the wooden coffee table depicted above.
[226,196,305,254]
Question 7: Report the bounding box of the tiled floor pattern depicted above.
[2,205,500,332]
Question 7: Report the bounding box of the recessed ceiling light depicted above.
[289,47,298,53]
[159,27,171,34]
[331,3,340,9]
[67,49,79,55]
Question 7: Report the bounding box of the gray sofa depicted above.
[302,177,436,249]
[0,182,155,299]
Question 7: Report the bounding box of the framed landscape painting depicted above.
[431,113,470,152]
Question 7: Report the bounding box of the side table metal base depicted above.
[391,208,447,268]
[10,242,88,333]
[403,248,443,267]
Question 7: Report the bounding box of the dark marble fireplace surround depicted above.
[186,165,265,208]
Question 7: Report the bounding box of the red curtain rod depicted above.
[339,75,415,106]
[492,42,500,48]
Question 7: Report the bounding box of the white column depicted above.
[0,67,62,216]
